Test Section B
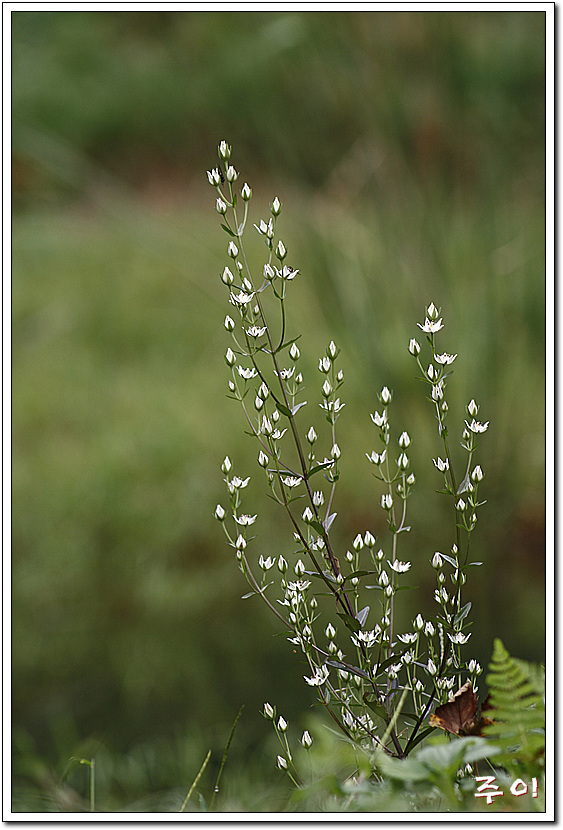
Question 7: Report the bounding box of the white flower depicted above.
[235,535,246,551]
[277,555,287,573]
[431,381,444,401]
[417,317,444,334]
[434,352,457,365]
[234,514,257,526]
[277,265,297,280]
[226,165,238,182]
[247,325,266,337]
[448,631,471,645]
[465,419,489,434]
[207,168,221,185]
[380,386,392,404]
[277,716,288,731]
[241,182,252,200]
[214,504,225,520]
[467,399,479,417]
[228,241,238,258]
[216,197,227,215]
[263,702,274,719]
[276,241,286,259]
[304,665,330,686]
[427,658,438,676]
[224,315,235,332]
[408,338,421,356]
[312,491,324,506]
[225,347,236,366]
[370,410,387,427]
[351,630,379,648]
[397,633,417,644]
[271,196,281,215]
[230,290,254,307]
[433,457,449,472]
[364,531,376,547]
[381,493,393,510]
[325,623,336,639]
[236,366,257,380]
[254,219,268,235]
[388,560,411,573]
[289,343,300,360]
[413,614,424,630]
[229,475,250,489]
[366,450,385,465]
[221,456,232,473]
[277,755,288,770]
[294,559,305,576]
[282,476,301,488]
[399,431,411,448]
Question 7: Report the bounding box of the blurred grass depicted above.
[11,9,545,810]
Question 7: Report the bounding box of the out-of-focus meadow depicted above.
[12,10,545,810]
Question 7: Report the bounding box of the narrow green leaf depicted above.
[453,601,472,626]
[276,403,292,417]
[220,223,236,237]
[336,612,361,634]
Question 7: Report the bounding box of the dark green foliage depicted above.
[483,639,545,775]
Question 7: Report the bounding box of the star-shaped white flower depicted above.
[417,317,444,333]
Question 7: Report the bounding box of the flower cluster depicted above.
[209,145,489,763]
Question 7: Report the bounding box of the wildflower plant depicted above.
[209,142,489,764]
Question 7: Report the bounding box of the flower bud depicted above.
[301,730,313,749]
[224,315,235,332]
[221,456,232,474]
[353,533,364,551]
[471,465,483,482]
[225,347,236,367]
[289,343,300,361]
[426,302,439,321]
[307,427,317,444]
[380,386,392,404]
[228,241,238,258]
[263,701,274,719]
[221,266,234,285]
[408,338,421,356]
[258,450,269,468]
[226,165,238,182]
[241,182,252,201]
[276,240,286,259]
[364,531,376,547]
[214,504,225,521]
[277,755,288,770]
[432,552,443,569]
[277,555,288,573]
[271,197,282,216]
[218,140,231,160]
[216,198,227,215]
[277,716,288,732]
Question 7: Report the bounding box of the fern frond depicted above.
[483,638,545,771]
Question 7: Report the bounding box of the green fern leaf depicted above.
[483,638,545,772]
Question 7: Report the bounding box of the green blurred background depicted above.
[12,10,545,811]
